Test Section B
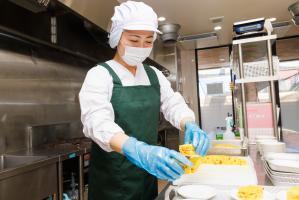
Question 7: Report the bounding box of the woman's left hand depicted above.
[184,122,210,156]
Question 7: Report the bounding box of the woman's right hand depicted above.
[122,137,192,181]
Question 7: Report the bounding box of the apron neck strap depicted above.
[144,64,159,87]
[99,62,159,87]
[99,62,123,86]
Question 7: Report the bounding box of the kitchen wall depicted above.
[0,0,169,154]
[177,48,200,123]
[153,41,178,90]
[153,41,200,123]
[0,0,111,154]
[0,37,91,153]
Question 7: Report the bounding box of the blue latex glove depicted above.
[184,122,210,156]
[122,137,192,181]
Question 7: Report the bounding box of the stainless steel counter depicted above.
[0,140,91,200]
[0,154,59,200]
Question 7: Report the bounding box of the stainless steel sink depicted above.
[0,154,47,170]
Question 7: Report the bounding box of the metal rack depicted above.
[231,34,280,141]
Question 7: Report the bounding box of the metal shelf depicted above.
[232,35,277,45]
[231,34,280,141]
[235,75,280,83]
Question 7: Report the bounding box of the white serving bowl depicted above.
[256,139,278,154]
[255,135,276,141]
[260,142,286,156]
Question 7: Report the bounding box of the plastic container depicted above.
[208,139,243,155]
[260,142,286,156]
[224,129,236,140]
[216,127,223,140]
[225,113,233,129]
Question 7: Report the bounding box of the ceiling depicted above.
[118,0,299,45]
[196,37,299,69]
[58,0,119,30]
[60,0,299,47]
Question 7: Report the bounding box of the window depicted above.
[196,46,232,133]
[207,83,223,95]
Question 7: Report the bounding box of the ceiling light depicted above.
[214,26,222,31]
[158,16,166,22]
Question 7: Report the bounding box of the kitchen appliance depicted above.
[233,18,266,35]
[233,18,274,40]
[27,123,91,200]
[44,137,91,200]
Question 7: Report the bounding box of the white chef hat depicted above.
[108,1,162,48]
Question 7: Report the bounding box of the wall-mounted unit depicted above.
[179,32,219,50]
[158,23,181,46]
[9,0,50,13]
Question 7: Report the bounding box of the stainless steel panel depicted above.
[0,161,57,200]
[0,46,89,154]
[0,154,47,170]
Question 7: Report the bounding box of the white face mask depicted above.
[121,46,153,66]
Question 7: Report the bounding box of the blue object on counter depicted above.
[233,19,265,35]
[287,147,299,153]
[63,193,71,200]
[68,152,76,159]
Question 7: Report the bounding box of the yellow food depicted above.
[287,186,299,200]
[179,144,196,156]
[179,145,247,174]
[182,156,202,174]
[213,144,240,149]
[201,155,247,165]
[237,185,264,200]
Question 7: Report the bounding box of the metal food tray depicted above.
[208,137,249,156]
[173,156,257,186]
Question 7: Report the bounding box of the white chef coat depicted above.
[79,60,195,152]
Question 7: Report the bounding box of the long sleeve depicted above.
[151,67,195,130]
[79,66,124,152]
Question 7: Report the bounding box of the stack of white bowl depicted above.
[262,152,299,186]
[255,135,286,156]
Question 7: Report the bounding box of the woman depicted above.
[79,1,210,200]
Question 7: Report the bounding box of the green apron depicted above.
[88,62,161,200]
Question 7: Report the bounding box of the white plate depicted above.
[264,153,299,162]
[276,191,287,200]
[269,159,299,173]
[177,185,216,199]
[263,160,299,178]
[230,189,274,200]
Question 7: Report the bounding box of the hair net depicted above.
[108,1,161,48]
